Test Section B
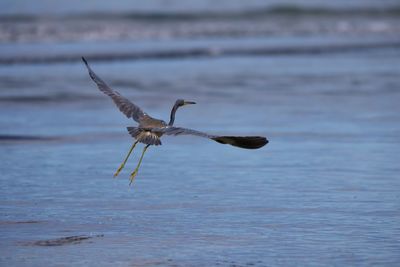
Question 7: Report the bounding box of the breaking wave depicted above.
[1,5,400,22]
[1,41,399,65]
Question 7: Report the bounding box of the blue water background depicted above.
[1,1,400,266]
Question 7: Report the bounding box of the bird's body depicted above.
[82,57,268,184]
[135,116,166,146]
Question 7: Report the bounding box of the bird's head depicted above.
[175,99,196,107]
[169,99,196,126]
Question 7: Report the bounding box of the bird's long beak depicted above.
[183,101,196,105]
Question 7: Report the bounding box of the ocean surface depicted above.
[1,1,400,266]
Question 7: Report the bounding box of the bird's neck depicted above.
[168,103,180,126]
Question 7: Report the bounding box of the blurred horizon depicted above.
[1,0,400,15]
[1,0,399,65]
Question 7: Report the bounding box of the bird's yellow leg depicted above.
[114,140,139,178]
[129,144,150,185]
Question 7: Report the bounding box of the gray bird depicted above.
[82,57,268,184]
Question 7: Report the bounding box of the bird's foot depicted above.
[113,164,125,178]
[129,169,139,185]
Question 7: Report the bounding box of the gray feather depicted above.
[152,126,215,139]
[152,126,268,149]
[127,127,161,146]
[82,57,147,123]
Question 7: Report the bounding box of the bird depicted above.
[82,57,268,185]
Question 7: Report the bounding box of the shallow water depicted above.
[1,1,400,266]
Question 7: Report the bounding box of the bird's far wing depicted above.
[153,126,216,138]
[152,126,268,149]
[82,57,147,123]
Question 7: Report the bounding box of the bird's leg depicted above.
[114,140,139,178]
[129,144,150,185]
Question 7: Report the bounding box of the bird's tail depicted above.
[127,127,162,146]
[211,136,268,149]
[127,127,142,139]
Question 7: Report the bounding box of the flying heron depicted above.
[82,57,268,185]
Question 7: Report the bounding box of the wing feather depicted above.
[82,57,147,123]
[152,126,268,149]
[153,126,215,139]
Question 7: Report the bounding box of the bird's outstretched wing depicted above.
[82,57,147,123]
[152,126,268,149]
